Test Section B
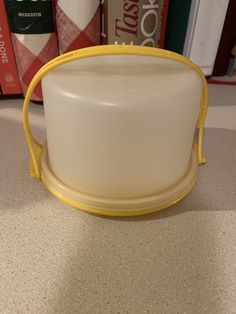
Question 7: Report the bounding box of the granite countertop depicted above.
[0,84,236,314]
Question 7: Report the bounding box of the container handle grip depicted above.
[23,45,208,179]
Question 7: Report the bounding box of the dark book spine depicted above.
[164,0,192,54]
[212,0,236,76]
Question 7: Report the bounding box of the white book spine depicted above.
[183,0,230,76]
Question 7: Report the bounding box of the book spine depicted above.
[183,0,230,76]
[102,0,168,48]
[55,0,101,54]
[164,0,192,54]
[5,0,59,101]
[212,0,236,76]
[0,1,22,95]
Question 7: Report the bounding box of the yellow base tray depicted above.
[40,145,198,217]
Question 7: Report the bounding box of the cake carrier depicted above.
[23,45,208,216]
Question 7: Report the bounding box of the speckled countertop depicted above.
[0,84,236,314]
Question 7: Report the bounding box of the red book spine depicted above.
[0,1,22,95]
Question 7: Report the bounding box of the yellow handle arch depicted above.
[23,45,208,179]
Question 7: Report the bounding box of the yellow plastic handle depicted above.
[23,45,208,180]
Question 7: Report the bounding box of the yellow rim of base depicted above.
[41,171,197,217]
[23,45,208,182]
[40,145,198,217]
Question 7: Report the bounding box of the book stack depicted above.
[0,0,234,99]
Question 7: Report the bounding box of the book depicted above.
[101,0,169,48]
[55,0,101,54]
[212,0,236,76]
[164,0,192,54]
[5,0,59,101]
[0,1,21,95]
[183,0,230,76]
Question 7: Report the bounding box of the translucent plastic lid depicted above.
[43,55,201,103]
